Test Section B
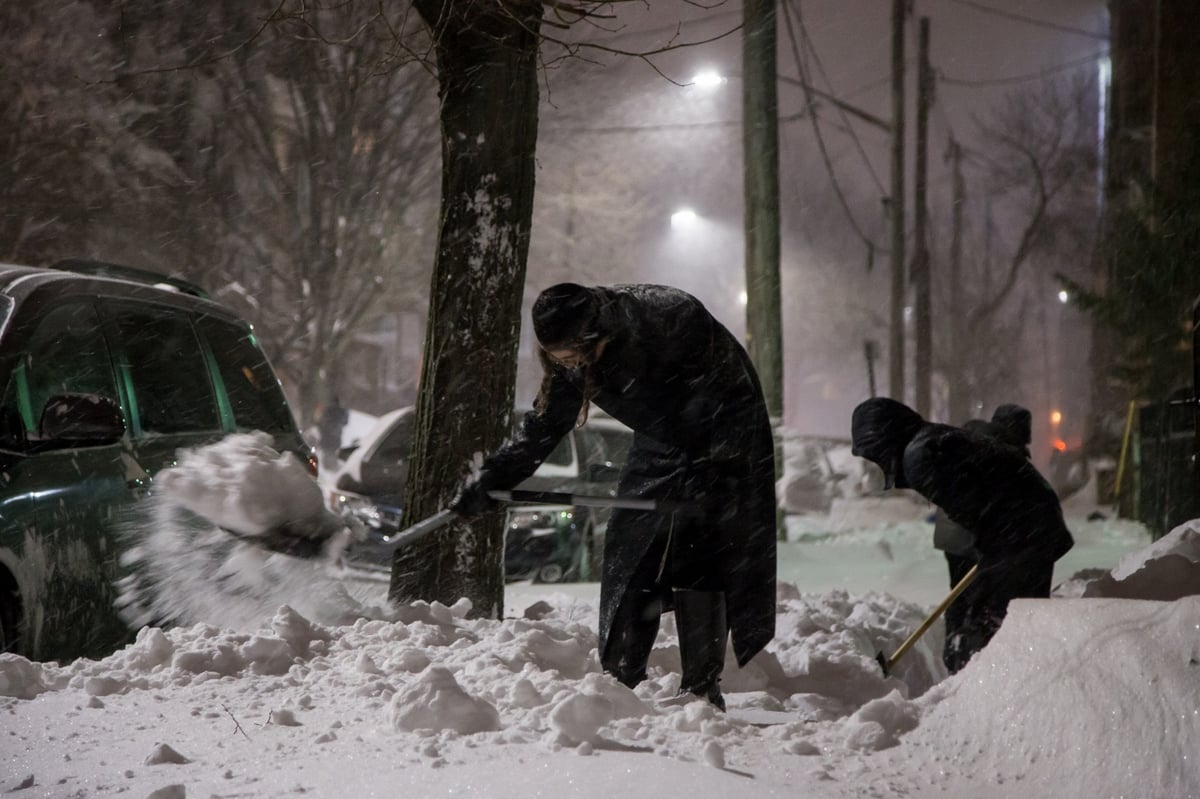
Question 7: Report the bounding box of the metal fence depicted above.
[1136,395,1197,538]
[1132,296,1200,539]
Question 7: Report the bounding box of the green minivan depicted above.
[0,260,312,663]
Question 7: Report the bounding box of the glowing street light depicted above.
[690,69,725,89]
[1057,289,1070,304]
[738,290,748,306]
[1050,409,1063,426]
[670,208,698,228]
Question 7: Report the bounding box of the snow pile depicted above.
[904,597,1200,798]
[391,665,502,734]
[1082,519,1200,600]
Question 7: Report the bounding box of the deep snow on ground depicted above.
[3,436,1197,799]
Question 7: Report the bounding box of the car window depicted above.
[196,316,295,434]
[374,414,415,462]
[19,302,120,437]
[544,435,573,467]
[108,303,219,435]
[586,426,633,467]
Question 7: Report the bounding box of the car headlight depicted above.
[508,508,573,536]
[334,492,383,527]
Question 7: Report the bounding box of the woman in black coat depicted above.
[851,397,1072,670]
[452,283,777,710]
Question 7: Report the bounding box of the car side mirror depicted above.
[38,393,126,446]
[586,462,620,482]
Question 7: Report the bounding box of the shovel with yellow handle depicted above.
[875,563,979,676]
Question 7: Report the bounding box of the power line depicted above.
[943,0,1109,41]
[792,3,888,195]
[938,49,1108,87]
[780,0,885,253]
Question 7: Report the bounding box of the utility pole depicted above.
[742,0,784,539]
[888,0,908,401]
[913,16,933,417]
[946,137,967,424]
[742,0,783,440]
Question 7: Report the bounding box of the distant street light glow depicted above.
[691,69,725,89]
[670,208,698,228]
[1050,410,1063,425]
[738,290,748,306]
[1057,290,1069,304]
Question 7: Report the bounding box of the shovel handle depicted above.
[375,509,459,551]
[367,489,680,556]
[879,563,979,676]
[489,489,677,512]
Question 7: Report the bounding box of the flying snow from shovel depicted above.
[115,432,386,632]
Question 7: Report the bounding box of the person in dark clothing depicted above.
[933,405,1035,672]
[990,403,1033,460]
[851,397,1072,672]
[451,283,777,710]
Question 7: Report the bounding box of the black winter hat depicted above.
[991,403,1033,450]
[851,397,925,489]
[532,283,601,348]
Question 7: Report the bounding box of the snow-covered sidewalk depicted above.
[5,435,1194,798]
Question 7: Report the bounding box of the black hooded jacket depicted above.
[851,398,1073,566]
[475,285,777,666]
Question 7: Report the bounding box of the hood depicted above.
[991,403,1033,457]
[851,398,925,489]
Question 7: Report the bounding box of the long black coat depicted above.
[478,285,777,666]
[851,398,1073,568]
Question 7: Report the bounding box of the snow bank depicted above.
[906,597,1200,798]
[1083,519,1200,600]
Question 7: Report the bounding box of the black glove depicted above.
[448,474,501,517]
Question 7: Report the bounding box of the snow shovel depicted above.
[237,490,681,560]
[875,563,979,676]
[362,490,682,553]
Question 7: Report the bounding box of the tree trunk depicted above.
[390,1,542,618]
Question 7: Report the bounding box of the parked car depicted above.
[327,410,633,583]
[0,259,311,662]
[777,433,852,514]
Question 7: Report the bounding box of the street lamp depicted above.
[670,208,698,228]
[690,69,726,89]
[1057,289,1070,304]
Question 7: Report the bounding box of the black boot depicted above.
[602,590,662,689]
[673,589,728,711]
